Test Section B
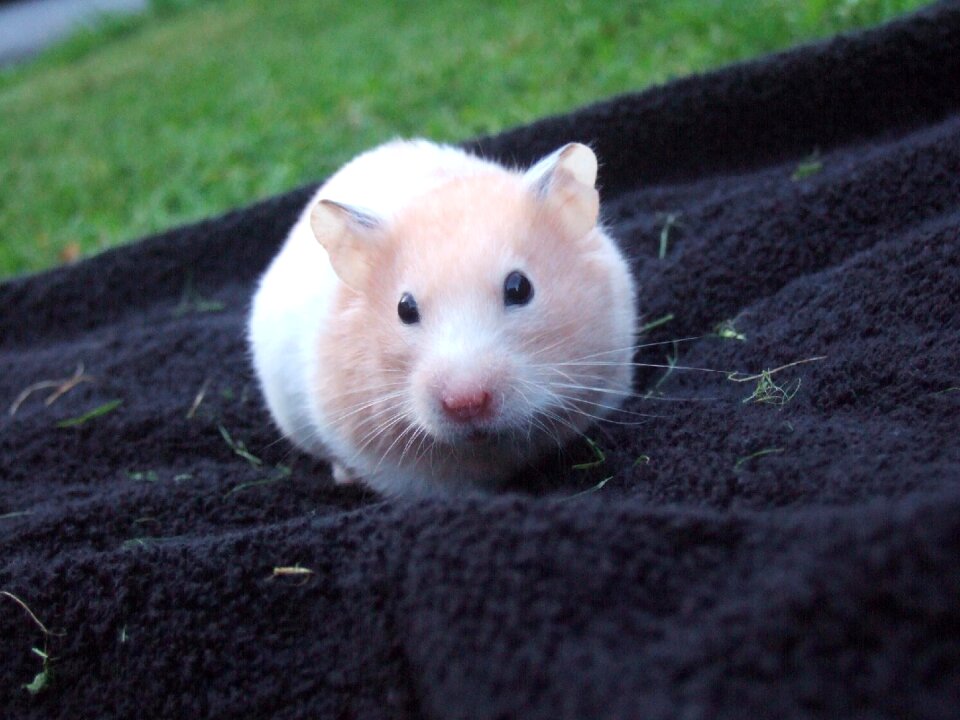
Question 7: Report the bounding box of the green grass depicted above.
[734,446,785,471]
[54,398,123,427]
[0,0,930,277]
[1,590,62,695]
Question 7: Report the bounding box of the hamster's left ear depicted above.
[524,143,600,240]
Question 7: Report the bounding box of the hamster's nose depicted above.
[441,388,492,423]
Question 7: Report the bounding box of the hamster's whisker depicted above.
[560,336,703,363]
[423,433,439,473]
[350,402,410,452]
[525,377,631,421]
[313,387,408,432]
[544,368,610,383]
[528,413,564,449]
[523,333,575,360]
[540,368,627,402]
[357,421,410,471]
[564,407,659,427]
[577,335,704,360]
[511,384,537,440]
[323,378,408,400]
[398,424,427,466]
[515,380,594,440]
[547,390,663,421]
[555,381,716,403]
[546,381,632,397]
[353,405,411,454]
[535,405,591,446]
[544,366,599,387]
[410,428,434,467]
[269,437,302,464]
[261,408,337,451]
[334,391,403,422]
[633,393,721,403]
[515,328,551,350]
[373,417,424,474]
[526,365,610,385]
[263,428,305,451]
[554,360,736,374]
[543,369,722,404]
[547,396,658,428]
[325,388,408,426]
[412,427,438,470]
[513,384,558,447]
[336,403,408,449]
[323,379,407,403]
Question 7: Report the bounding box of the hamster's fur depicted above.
[248,139,637,496]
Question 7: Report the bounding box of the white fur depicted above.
[248,139,637,496]
[248,141,500,458]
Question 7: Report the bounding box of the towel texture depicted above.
[2,3,959,718]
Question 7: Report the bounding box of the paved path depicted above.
[0,0,147,66]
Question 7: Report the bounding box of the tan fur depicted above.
[313,170,633,488]
[249,139,636,495]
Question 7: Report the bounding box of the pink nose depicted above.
[441,389,492,422]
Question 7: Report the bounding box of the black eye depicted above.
[504,270,534,307]
[397,292,420,324]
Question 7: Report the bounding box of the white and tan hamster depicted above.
[248,138,637,496]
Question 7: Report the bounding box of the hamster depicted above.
[248,138,637,496]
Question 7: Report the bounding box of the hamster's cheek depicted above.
[502,360,554,419]
[376,314,419,371]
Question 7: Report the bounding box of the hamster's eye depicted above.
[397,292,420,325]
[504,270,534,307]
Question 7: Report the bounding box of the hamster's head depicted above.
[310,143,637,487]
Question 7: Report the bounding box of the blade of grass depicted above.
[639,313,674,334]
[572,436,606,470]
[734,447,784,471]
[218,424,263,467]
[55,398,122,428]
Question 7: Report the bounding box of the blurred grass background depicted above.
[0,0,929,278]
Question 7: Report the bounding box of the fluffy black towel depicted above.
[2,3,959,718]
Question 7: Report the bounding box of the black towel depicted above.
[2,3,959,718]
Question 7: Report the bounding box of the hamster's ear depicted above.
[310,199,384,291]
[524,143,600,240]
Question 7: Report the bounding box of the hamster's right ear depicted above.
[310,199,384,291]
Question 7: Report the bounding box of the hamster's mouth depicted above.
[430,425,507,447]
[465,429,496,444]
